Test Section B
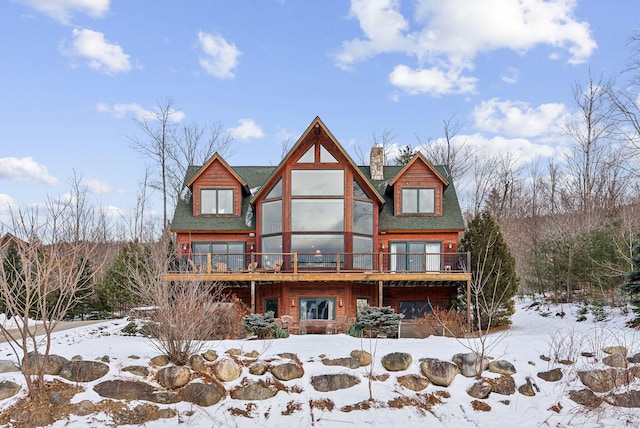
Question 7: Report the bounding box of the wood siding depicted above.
[192,159,243,217]
[393,160,444,216]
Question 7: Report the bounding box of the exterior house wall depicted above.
[192,159,243,217]
[393,160,444,216]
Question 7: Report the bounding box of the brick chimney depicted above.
[370,145,384,180]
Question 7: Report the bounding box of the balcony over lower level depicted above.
[165,252,471,284]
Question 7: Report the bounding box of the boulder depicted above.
[49,392,65,405]
[202,349,218,362]
[215,358,242,382]
[151,391,180,404]
[569,389,602,407]
[74,400,96,416]
[0,381,20,400]
[150,355,169,367]
[94,380,155,401]
[603,354,628,369]
[230,381,278,400]
[627,353,640,364]
[381,352,412,372]
[122,365,150,378]
[605,390,640,408]
[350,350,372,367]
[537,368,563,382]
[603,346,628,356]
[244,350,260,358]
[0,360,20,373]
[270,362,304,381]
[71,355,83,361]
[489,375,516,395]
[24,352,68,375]
[577,369,631,393]
[467,380,492,399]
[420,358,460,387]
[225,348,242,356]
[249,362,269,376]
[157,366,191,389]
[311,374,360,392]
[100,355,110,363]
[397,374,430,391]
[277,352,298,361]
[189,354,206,372]
[322,357,360,369]
[488,360,516,376]
[452,352,490,377]
[518,377,538,397]
[179,382,226,406]
[59,361,110,382]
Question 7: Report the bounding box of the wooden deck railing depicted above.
[168,252,470,275]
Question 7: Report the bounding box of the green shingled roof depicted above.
[170,164,464,232]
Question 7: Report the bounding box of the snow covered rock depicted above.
[488,360,516,375]
[420,358,460,386]
[215,358,242,382]
[397,374,430,391]
[59,360,110,382]
[452,352,490,377]
[311,373,360,392]
[381,352,412,371]
[157,366,191,389]
[350,350,372,367]
[270,362,303,381]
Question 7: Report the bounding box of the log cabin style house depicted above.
[167,117,471,334]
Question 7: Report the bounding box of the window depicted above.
[265,298,279,318]
[399,301,432,319]
[265,179,282,199]
[356,298,370,315]
[291,170,344,196]
[261,235,282,268]
[261,200,282,234]
[390,242,441,272]
[191,242,245,271]
[300,298,335,320]
[292,199,344,232]
[291,235,344,267]
[401,188,435,214]
[201,189,233,214]
[297,146,315,163]
[353,200,373,235]
[320,145,338,163]
[353,236,373,269]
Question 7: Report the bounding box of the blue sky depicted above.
[1,0,638,230]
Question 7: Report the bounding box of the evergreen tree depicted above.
[460,210,519,329]
[394,145,417,166]
[621,234,640,323]
[93,242,145,315]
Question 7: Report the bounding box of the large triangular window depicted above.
[265,179,282,199]
[320,145,338,163]
[297,146,315,163]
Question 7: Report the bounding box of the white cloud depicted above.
[96,103,185,122]
[197,32,241,79]
[82,178,123,194]
[15,0,109,24]
[229,119,265,141]
[471,98,568,138]
[67,28,131,75]
[0,157,58,185]
[500,67,519,85]
[336,0,596,95]
[0,194,17,215]
[389,64,477,96]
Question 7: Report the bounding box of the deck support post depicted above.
[378,280,383,307]
[466,278,471,328]
[251,280,256,313]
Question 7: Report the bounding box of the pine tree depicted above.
[621,234,640,324]
[460,210,519,329]
[394,145,417,166]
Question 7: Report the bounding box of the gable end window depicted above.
[402,188,435,214]
[201,189,234,214]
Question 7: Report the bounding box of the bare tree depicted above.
[131,99,235,229]
[417,113,474,184]
[562,72,621,213]
[372,129,398,165]
[125,234,228,365]
[0,198,109,401]
[130,98,179,228]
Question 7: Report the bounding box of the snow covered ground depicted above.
[1,298,640,427]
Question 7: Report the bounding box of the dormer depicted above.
[387,152,449,217]
[187,153,250,217]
